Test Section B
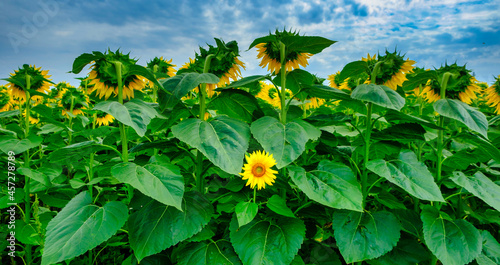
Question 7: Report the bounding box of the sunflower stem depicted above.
[436,72,451,184]
[279,41,287,124]
[24,75,33,265]
[253,188,257,203]
[68,95,75,144]
[362,102,373,208]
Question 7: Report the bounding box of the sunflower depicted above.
[95,112,115,126]
[85,49,146,100]
[256,81,291,108]
[240,150,278,190]
[485,75,500,114]
[372,50,415,90]
[78,77,95,95]
[0,85,14,112]
[327,71,342,89]
[302,97,326,111]
[22,109,40,124]
[48,81,71,102]
[179,39,245,98]
[59,85,89,117]
[147,56,177,79]
[420,63,480,104]
[5,64,52,102]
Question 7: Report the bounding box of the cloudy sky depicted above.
[1,0,499,88]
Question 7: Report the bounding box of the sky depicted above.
[1,0,499,89]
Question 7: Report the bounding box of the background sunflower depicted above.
[371,50,415,90]
[59,85,89,117]
[4,64,52,102]
[0,85,14,112]
[485,75,500,114]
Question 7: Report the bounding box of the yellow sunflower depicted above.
[256,43,311,74]
[420,63,480,104]
[5,64,51,102]
[373,50,415,90]
[48,81,70,103]
[327,71,341,89]
[256,81,291,108]
[147,56,177,78]
[240,150,278,190]
[22,109,39,124]
[485,75,500,114]
[79,49,146,100]
[302,97,326,111]
[59,85,89,117]
[0,85,14,112]
[179,39,245,97]
[96,113,115,126]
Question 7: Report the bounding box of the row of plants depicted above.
[1,28,500,265]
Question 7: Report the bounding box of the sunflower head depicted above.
[48,81,72,101]
[240,150,278,190]
[95,111,115,126]
[255,81,290,108]
[4,64,52,101]
[178,38,245,97]
[422,63,479,104]
[485,75,500,114]
[147,56,177,79]
[371,50,415,90]
[0,85,13,112]
[59,85,89,117]
[328,71,342,89]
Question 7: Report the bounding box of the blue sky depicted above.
[1,0,499,88]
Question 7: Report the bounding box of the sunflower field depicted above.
[1,29,500,265]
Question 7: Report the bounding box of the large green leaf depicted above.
[366,150,444,202]
[337,61,369,81]
[159,72,220,108]
[251,116,321,168]
[421,205,481,265]
[370,123,426,143]
[351,84,405,111]
[178,240,242,265]
[209,89,264,123]
[235,201,258,227]
[41,191,128,265]
[451,171,500,212]
[129,191,213,263]
[70,52,97,74]
[172,116,250,175]
[478,230,500,264]
[332,210,401,263]
[288,161,363,212]
[266,194,295,218]
[273,69,315,95]
[281,35,336,54]
[401,71,437,91]
[48,140,119,164]
[367,239,430,265]
[302,84,352,101]
[0,135,42,155]
[94,99,159,137]
[230,215,305,265]
[454,132,500,164]
[434,98,488,138]
[223,75,269,89]
[384,109,443,130]
[111,162,184,210]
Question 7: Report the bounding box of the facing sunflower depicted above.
[240,150,278,190]
[4,64,52,102]
[371,50,415,90]
[485,75,500,114]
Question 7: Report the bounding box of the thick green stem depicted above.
[279,42,287,124]
[68,95,75,144]
[114,62,128,163]
[253,188,257,203]
[436,72,451,184]
[362,102,373,207]
[195,54,215,194]
[24,76,32,265]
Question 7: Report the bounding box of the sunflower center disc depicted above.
[252,163,266,177]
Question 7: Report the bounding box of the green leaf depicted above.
[251,116,321,168]
[281,35,336,54]
[178,240,242,265]
[48,141,118,164]
[128,64,162,89]
[434,99,488,138]
[223,75,268,89]
[401,71,437,91]
[273,69,315,95]
[351,84,405,110]
[332,210,401,263]
[71,53,96,74]
[368,239,430,265]
[451,171,500,212]
[17,167,52,188]
[303,84,352,101]
[266,194,295,218]
[160,73,219,109]
[455,133,500,164]
[288,161,363,212]
[421,205,481,265]
[391,209,423,239]
[479,230,500,264]
[230,215,305,265]
[129,191,213,263]
[172,116,250,175]
[235,201,258,227]
[384,109,443,130]
[338,61,369,81]
[41,191,128,265]
[209,89,264,123]
[367,150,444,202]
[0,135,42,155]
[111,162,184,210]
[248,35,277,50]
[0,109,20,118]
[371,123,426,144]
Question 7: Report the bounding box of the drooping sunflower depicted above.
[327,71,342,89]
[485,75,500,114]
[240,150,278,190]
[420,63,480,104]
[372,50,415,90]
[0,85,14,112]
[48,81,71,103]
[22,109,40,124]
[95,112,115,126]
[4,64,52,102]
[78,77,95,95]
[146,56,177,79]
[302,97,326,111]
[179,39,245,98]
[255,81,291,108]
[59,85,89,117]
[83,49,146,100]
